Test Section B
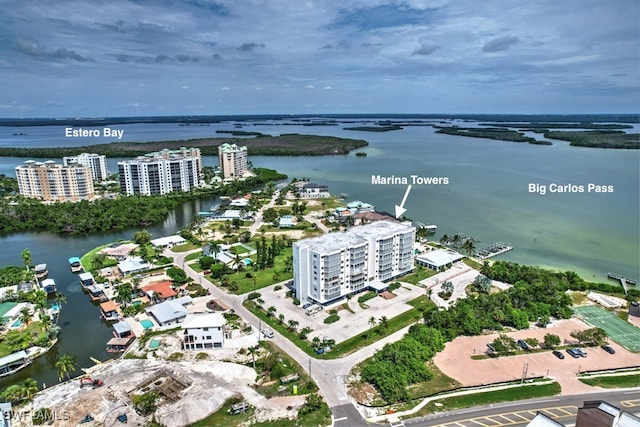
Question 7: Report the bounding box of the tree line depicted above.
[0,168,286,235]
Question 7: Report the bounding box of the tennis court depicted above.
[574,306,640,352]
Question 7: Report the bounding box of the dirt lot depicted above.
[434,318,640,395]
[19,358,304,427]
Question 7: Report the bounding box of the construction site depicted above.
[18,357,306,427]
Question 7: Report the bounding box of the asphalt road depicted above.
[400,389,640,427]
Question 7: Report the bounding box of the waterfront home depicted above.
[100,301,120,322]
[145,296,192,326]
[1,302,32,328]
[298,182,330,199]
[181,313,227,350]
[415,249,463,271]
[100,243,138,261]
[150,235,186,249]
[113,320,133,338]
[40,278,56,294]
[0,350,30,377]
[34,263,48,279]
[69,257,83,273]
[79,272,95,288]
[141,281,177,303]
[117,257,150,276]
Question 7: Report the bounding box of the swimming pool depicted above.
[140,319,154,329]
[149,338,161,350]
[11,319,23,328]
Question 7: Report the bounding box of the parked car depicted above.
[566,348,580,358]
[261,329,274,338]
[601,345,616,354]
[517,339,529,350]
[552,350,565,359]
[575,348,588,358]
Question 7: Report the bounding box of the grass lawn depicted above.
[579,374,640,388]
[172,242,202,252]
[408,362,462,400]
[245,295,436,360]
[224,248,293,294]
[184,252,202,262]
[463,257,482,269]
[401,268,436,285]
[304,197,345,212]
[0,321,47,358]
[255,342,317,397]
[191,398,253,427]
[80,243,118,271]
[408,381,561,418]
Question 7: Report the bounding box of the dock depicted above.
[475,242,513,260]
[607,273,637,294]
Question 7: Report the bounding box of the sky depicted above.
[0,0,638,117]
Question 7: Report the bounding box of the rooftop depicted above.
[182,313,226,329]
[415,249,464,268]
[142,281,178,299]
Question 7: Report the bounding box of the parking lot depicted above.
[433,318,640,395]
[256,282,425,343]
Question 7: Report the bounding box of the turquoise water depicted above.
[140,319,154,329]
[149,338,161,349]
[243,258,252,266]
[11,319,22,328]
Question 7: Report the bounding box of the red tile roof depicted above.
[141,281,178,299]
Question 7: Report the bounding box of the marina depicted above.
[475,242,513,260]
[607,273,638,294]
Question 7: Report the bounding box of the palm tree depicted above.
[312,336,321,350]
[22,378,38,400]
[55,292,67,306]
[379,316,388,331]
[267,306,277,317]
[21,249,32,272]
[278,314,285,325]
[19,307,32,326]
[55,354,77,381]
[287,319,299,332]
[208,241,221,259]
[367,316,377,340]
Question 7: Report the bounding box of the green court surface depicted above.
[574,306,640,352]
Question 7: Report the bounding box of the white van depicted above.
[305,305,322,316]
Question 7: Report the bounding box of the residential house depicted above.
[182,313,227,350]
[141,281,177,303]
[145,296,193,326]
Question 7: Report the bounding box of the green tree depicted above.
[543,333,561,348]
[19,307,32,326]
[492,334,518,356]
[21,248,32,272]
[267,306,277,317]
[472,274,492,293]
[524,337,539,349]
[132,391,159,416]
[442,281,454,294]
[55,354,77,381]
[367,316,377,341]
[199,256,215,270]
[167,267,188,285]
[287,319,299,332]
[133,230,152,246]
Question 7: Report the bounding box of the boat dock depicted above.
[475,242,513,260]
[607,273,637,294]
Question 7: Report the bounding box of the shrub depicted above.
[293,298,300,306]
[274,284,282,291]
[247,292,261,300]
[324,314,340,324]
[388,282,401,292]
[358,291,377,304]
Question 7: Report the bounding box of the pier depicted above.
[475,242,513,260]
[607,273,637,294]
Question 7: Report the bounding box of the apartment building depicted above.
[62,153,108,181]
[218,143,248,179]
[117,148,201,196]
[293,220,415,305]
[15,160,95,202]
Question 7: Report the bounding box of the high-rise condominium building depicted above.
[63,153,108,181]
[218,143,248,179]
[293,220,415,305]
[117,148,201,196]
[15,160,95,202]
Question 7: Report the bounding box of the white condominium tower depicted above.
[293,220,415,305]
[63,153,108,181]
[218,143,248,178]
[15,160,95,202]
[118,147,201,196]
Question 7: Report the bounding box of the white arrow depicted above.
[395,184,412,218]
